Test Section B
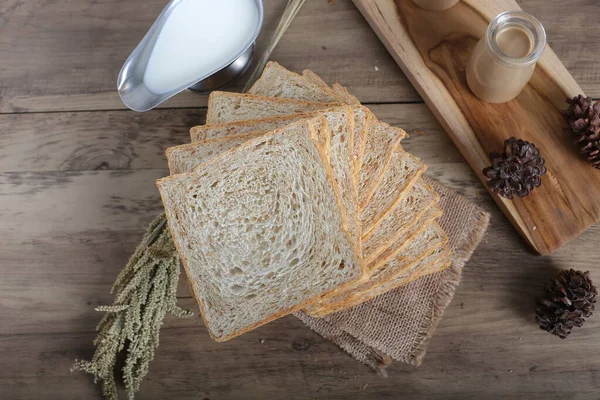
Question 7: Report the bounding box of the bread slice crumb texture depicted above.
[157,121,363,341]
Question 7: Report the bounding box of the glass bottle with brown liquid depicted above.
[466,11,546,104]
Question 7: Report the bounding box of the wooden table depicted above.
[2,1,600,399]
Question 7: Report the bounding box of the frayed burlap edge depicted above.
[406,208,490,366]
[294,312,394,375]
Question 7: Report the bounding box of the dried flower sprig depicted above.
[71,214,192,400]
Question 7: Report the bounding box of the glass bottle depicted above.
[466,11,546,104]
[412,0,460,11]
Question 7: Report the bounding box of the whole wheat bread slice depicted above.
[246,64,369,179]
[182,110,361,253]
[301,70,345,102]
[362,180,440,265]
[361,148,427,234]
[332,83,361,106]
[157,120,365,341]
[304,223,448,317]
[318,107,361,249]
[304,207,444,315]
[308,244,451,317]
[197,106,361,250]
[248,61,340,103]
[299,69,368,175]
[245,63,369,180]
[411,246,452,280]
[191,110,338,142]
[350,107,371,176]
[244,64,366,185]
[200,68,371,295]
[358,121,407,208]
[197,104,360,248]
[167,132,267,175]
[367,205,443,272]
[206,92,338,124]
[177,117,332,175]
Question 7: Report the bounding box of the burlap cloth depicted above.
[295,176,490,371]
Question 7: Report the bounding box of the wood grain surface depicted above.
[352,0,600,255]
[1,0,600,112]
[2,0,600,399]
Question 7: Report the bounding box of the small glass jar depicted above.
[466,11,546,104]
[412,0,460,11]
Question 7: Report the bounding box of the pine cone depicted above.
[482,137,547,199]
[562,95,600,169]
[562,95,595,132]
[535,269,597,339]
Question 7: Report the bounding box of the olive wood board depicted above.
[352,0,598,255]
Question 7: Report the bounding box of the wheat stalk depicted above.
[71,214,193,400]
[243,0,307,92]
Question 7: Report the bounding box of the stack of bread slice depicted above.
[157,62,451,342]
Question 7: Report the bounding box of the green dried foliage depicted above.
[72,213,193,400]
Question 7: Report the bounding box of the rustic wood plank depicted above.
[0,104,463,173]
[0,170,166,235]
[1,0,600,112]
[0,315,384,400]
[0,110,199,173]
[353,0,600,255]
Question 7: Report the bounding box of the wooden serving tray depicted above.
[353,0,599,255]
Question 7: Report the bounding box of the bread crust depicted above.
[206,91,340,124]
[249,61,340,103]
